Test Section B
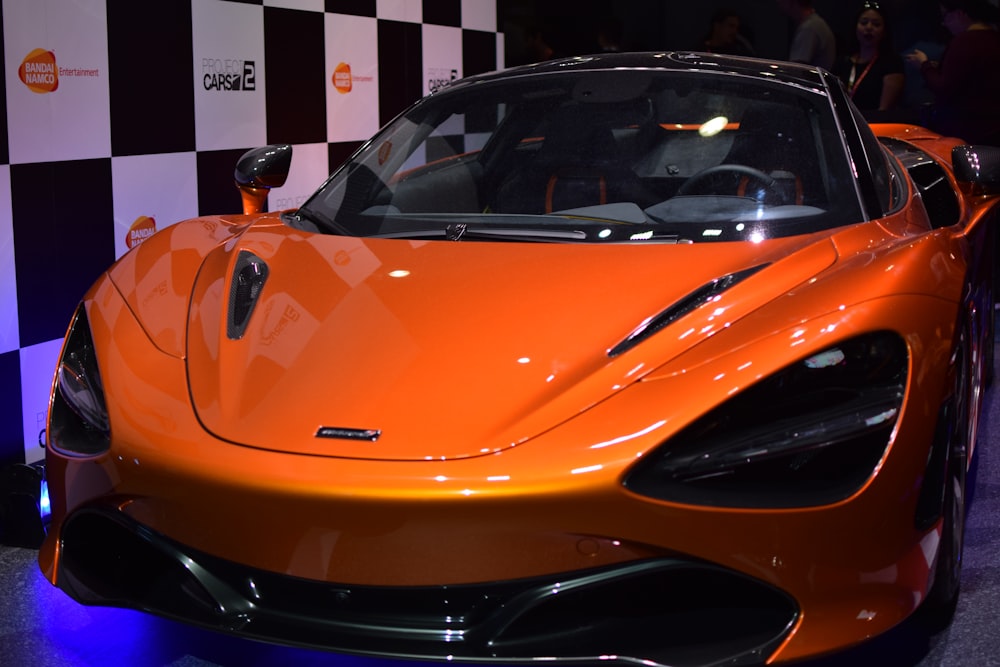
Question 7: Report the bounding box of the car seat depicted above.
[491,108,643,214]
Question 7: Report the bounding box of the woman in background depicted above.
[833,1,905,114]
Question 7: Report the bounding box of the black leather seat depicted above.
[492,111,642,214]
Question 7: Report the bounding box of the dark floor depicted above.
[2,365,1000,667]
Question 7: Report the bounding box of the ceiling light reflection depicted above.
[699,116,729,137]
[590,420,667,449]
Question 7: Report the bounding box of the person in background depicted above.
[776,0,837,70]
[701,8,756,56]
[523,20,562,62]
[833,1,906,114]
[596,16,625,53]
[906,0,1000,145]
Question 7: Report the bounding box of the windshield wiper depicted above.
[374,226,589,242]
[455,226,588,241]
[287,208,353,236]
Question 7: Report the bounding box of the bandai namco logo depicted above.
[126,216,157,249]
[333,62,352,94]
[19,48,58,94]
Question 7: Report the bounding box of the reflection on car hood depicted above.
[184,223,837,460]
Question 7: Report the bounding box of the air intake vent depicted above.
[227,251,269,340]
[608,264,768,357]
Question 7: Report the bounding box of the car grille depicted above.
[55,507,798,667]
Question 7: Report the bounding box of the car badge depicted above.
[315,427,381,442]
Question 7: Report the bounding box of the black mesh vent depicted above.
[227,250,269,340]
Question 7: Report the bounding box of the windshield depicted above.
[296,68,863,243]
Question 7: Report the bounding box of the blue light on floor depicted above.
[39,478,50,522]
[18,560,428,667]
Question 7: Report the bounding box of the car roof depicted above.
[451,51,831,93]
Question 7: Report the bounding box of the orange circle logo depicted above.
[19,48,58,94]
[333,62,353,94]
[126,216,157,249]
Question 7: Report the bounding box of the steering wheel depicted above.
[675,164,779,199]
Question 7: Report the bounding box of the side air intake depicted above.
[227,250,269,340]
[608,264,768,357]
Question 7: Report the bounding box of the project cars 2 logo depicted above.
[427,68,458,94]
[202,58,256,92]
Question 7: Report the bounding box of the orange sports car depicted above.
[39,52,1000,665]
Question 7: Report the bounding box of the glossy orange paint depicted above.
[38,123,998,664]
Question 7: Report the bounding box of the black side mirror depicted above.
[952,145,1000,196]
[234,144,293,214]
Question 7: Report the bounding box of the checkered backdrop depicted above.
[0,0,504,466]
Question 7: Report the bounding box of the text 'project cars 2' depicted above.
[39,52,1000,666]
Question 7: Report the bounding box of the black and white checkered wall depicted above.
[0,0,503,466]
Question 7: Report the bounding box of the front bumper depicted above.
[40,278,959,664]
[52,506,797,667]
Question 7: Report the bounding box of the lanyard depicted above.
[848,55,878,97]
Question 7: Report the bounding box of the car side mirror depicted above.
[952,145,1000,196]
[234,144,292,214]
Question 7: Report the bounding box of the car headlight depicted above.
[623,332,907,508]
[48,305,111,457]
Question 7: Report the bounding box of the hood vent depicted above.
[608,264,769,358]
[227,251,269,340]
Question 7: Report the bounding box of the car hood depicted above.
[184,224,837,460]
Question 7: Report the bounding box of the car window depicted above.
[880,144,908,214]
[880,137,960,229]
[849,103,895,216]
[298,70,865,243]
